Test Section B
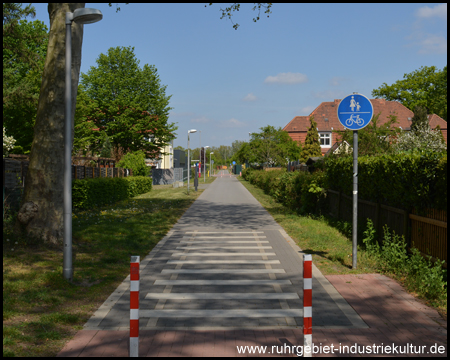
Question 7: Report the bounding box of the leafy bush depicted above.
[72,176,152,210]
[379,225,408,273]
[242,168,327,215]
[117,150,150,177]
[393,122,447,154]
[362,218,380,256]
[362,220,447,302]
[405,247,447,300]
[325,152,447,211]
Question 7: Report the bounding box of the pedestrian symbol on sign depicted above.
[350,96,356,111]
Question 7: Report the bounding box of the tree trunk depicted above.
[16,3,85,245]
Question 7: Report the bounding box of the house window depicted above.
[319,133,331,147]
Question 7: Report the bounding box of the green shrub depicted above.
[373,225,447,302]
[241,168,327,216]
[362,218,380,257]
[117,150,150,177]
[325,152,447,211]
[406,247,447,301]
[379,225,408,273]
[72,176,152,210]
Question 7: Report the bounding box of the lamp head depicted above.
[72,8,103,24]
[188,129,197,134]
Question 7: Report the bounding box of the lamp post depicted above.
[64,8,102,282]
[210,152,214,177]
[204,146,209,182]
[187,129,197,194]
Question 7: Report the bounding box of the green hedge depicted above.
[242,168,327,215]
[325,152,447,211]
[72,176,152,210]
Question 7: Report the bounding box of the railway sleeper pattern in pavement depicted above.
[85,229,366,330]
[143,230,302,328]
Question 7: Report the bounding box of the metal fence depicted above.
[151,168,185,185]
[3,158,132,189]
[3,158,132,215]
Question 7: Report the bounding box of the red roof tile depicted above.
[283,99,447,143]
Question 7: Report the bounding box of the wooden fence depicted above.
[409,208,447,267]
[327,189,447,267]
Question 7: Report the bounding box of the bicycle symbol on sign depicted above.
[345,114,364,127]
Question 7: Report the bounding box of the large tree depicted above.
[3,5,49,154]
[237,125,301,167]
[15,3,86,244]
[3,3,48,153]
[15,3,274,246]
[209,145,232,165]
[74,46,176,160]
[372,65,447,121]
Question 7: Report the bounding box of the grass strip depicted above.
[3,177,215,357]
[237,176,378,275]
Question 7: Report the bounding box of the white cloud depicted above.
[218,118,246,128]
[416,3,447,20]
[242,93,257,101]
[264,72,308,85]
[407,4,447,54]
[418,34,447,54]
[191,116,211,123]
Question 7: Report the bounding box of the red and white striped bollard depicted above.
[303,254,312,357]
[130,256,140,357]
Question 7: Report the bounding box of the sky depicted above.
[30,3,447,149]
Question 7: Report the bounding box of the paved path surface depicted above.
[58,171,447,357]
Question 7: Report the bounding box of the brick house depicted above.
[283,99,447,156]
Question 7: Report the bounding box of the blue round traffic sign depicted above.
[337,93,373,130]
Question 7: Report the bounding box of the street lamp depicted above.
[210,152,214,177]
[204,146,209,182]
[187,129,197,194]
[64,8,103,282]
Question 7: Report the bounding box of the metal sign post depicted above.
[337,93,373,270]
[352,130,358,269]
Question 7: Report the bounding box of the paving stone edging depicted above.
[278,228,369,329]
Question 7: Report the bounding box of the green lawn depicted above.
[3,176,215,357]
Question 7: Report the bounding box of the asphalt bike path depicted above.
[82,170,365,330]
[58,170,446,356]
